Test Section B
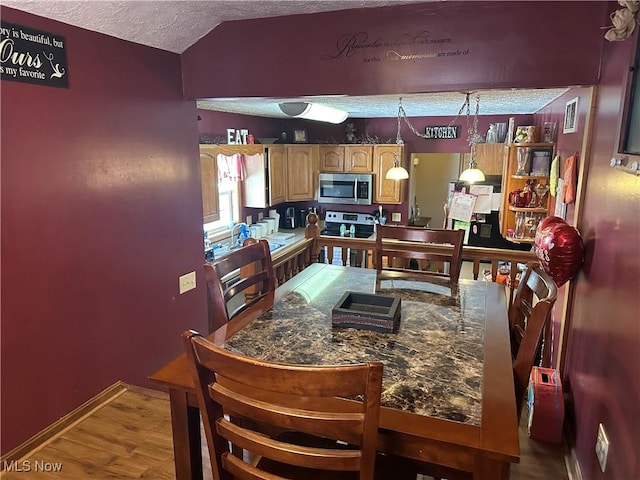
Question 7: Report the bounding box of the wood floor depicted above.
[1,385,568,480]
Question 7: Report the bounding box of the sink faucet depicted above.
[229,222,248,248]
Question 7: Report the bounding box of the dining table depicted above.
[149,263,520,480]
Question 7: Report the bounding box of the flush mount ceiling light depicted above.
[278,102,348,124]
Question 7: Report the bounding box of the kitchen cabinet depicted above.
[345,145,373,172]
[373,144,404,204]
[464,143,505,176]
[318,144,373,173]
[199,145,220,223]
[318,145,344,172]
[285,144,317,201]
[243,145,286,208]
[499,143,554,243]
[267,146,287,205]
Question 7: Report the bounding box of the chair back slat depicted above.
[184,330,383,480]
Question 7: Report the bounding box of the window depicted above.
[204,178,241,235]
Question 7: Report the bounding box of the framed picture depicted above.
[563,97,579,134]
[293,129,307,143]
[530,147,553,176]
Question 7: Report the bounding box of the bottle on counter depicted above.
[340,224,346,236]
[349,224,355,237]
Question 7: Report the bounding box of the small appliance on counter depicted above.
[280,206,297,230]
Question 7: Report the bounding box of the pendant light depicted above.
[385,98,410,180]
[458,93,486,183]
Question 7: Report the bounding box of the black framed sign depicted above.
[1,22,69,88]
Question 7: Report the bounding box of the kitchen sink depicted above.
[211,240,283,260]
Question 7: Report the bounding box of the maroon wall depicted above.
[562,38,640,480]
[182,1,607,100]
[1,8,207,453]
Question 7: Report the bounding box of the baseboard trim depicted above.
[0,380,128,466]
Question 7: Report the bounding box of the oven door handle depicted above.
[354,178,358,202]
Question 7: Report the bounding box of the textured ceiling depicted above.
[197,89,571,118]
[4,1,571,117]
[2,0,420,53]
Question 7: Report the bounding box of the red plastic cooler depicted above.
[527,367,564,443]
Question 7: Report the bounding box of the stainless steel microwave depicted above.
[317,173,373,205]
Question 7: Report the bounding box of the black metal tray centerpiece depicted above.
[332,291,401,333]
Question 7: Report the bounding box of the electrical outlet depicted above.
[246,215,252,225]
[258,212,264,220]
[179,271,196,294]
[595,423,609,473]
[392,212,401,222]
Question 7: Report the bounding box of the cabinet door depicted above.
[373,145,403,204]
[318,145,344,172]
[199,149,219,223]
[473,143,505,176]
[345,145,373,172]
[243,152,267,208]
[286,145,315,201]
[267,146,287,205]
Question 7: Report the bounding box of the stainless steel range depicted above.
[322,210,376,239]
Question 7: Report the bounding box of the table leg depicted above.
[473,457,510,480]
[169,389,203,480]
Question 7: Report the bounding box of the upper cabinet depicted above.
[373,145,404,204]
[319,144,374,173]
[473,143,506,176]
[243,145,287,208]
[199,145,220,223]
[499,143,554,243]
[285,145,317,201]
[318,145,345,172]
[345,145,373,172]
[266,146,287,205]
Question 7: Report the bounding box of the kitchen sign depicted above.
[1,22,68,88]
[424,125,460,139]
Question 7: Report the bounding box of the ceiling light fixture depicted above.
[458,92,486,183]
[278,102,348,124]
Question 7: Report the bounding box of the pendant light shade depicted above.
[459,166,486,183]
[278,102,348,124]
[386,164,409,180]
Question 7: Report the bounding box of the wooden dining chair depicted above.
[508,262,558,361]
[183,330,414,480]
[510,263,558,420]
[203,238,275,333]
[375,224,465,288]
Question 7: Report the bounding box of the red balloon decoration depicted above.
[534,216,585,287]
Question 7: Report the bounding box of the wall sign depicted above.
[424,125,459,139]
[1,22,68,88]
[227,128,250,145]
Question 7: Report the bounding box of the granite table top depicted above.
[224,263,487,425]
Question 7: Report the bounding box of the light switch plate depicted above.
[392,212,401,222]
[258,212,264,220]
[179,271,196,294]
